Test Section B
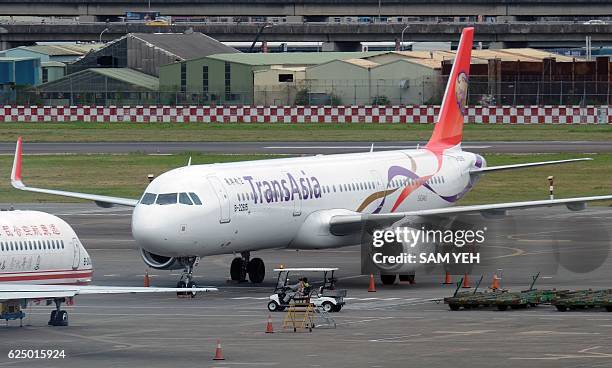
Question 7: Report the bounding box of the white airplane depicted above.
[10,27,612,288]
[0,209,216,326]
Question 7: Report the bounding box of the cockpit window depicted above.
[189,192,202,205]
[156,193,178,205]
[140,192,157,205]
[179,192,193,205]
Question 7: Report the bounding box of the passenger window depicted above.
[179,192,193,205]
[140,192,157,205]
[156,193,178,205]
[189,192,203,205]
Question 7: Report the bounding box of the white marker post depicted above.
[547,176,554,200]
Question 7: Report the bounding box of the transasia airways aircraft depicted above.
[0,210,215,326]
[10,27,612,288]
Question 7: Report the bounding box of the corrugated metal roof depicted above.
[41,61,66,68]
[391,48,576,68]
[205,51,388,66]
[0,56,40,62]
[88,68,159,90]
[343,58,380,68]
[131,33,239,60]
[23,44,102,56]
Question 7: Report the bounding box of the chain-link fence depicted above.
[5,76,611,106]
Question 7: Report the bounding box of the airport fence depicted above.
[6,77,612,107]
[1,105,610,123]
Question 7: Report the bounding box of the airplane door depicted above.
[283,170,301,216]
[208,175,231,223]
[71,237,80,270]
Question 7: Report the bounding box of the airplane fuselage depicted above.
[132,148,484,258]
[0,211,92,284]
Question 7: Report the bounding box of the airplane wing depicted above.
[0,284,217,301]
[329,195,612,235]
[470,158,592,174]
[11,137,139,207]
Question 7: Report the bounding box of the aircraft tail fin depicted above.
[426,27,474,152]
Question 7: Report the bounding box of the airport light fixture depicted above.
[99,28,109,43]
[400,24,410,51]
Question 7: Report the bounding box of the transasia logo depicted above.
[244,172,322,204]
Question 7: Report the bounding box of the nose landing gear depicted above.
[230,251,265,284]
[176,257,199,297]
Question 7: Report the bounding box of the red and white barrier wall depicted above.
[0,105,610,123]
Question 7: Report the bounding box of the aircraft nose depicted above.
[132,205,174,253]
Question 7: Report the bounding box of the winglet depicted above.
[426,27,474,153]
[11,137,24,188]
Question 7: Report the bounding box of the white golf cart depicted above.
[267,268,347,313]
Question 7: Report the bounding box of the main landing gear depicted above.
[230,251,265,284]
[380,274,416,285]
[176,257,199,297]
[48,298,68,327]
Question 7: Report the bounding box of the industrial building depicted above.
[159,51,387,104]
[68,32,239,77]
[1,44,101,63]
[36,68,159,105]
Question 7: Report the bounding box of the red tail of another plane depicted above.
[426,27,474,152]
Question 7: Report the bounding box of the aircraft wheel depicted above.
[399,274,415,284]
[56,311,68,327]
[48,310,57,326]
[230,257,246,281]
[187,281,197,298]
[176,280,187,297]
[247,257,265,284]
[380,274,396,285]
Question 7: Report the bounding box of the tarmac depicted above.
[1,140,612,155]
[1,203,612,368]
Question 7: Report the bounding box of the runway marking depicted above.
[264,145,491,150]
[482,245,526,260]
[519,330,600,336]
[368,334,423,342]
[433,330,495,335]
[231,297,269,300]
[510,346,612,360]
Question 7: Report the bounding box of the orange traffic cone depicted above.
[265,314,274,334]
[491,273,500,290]
[144,269,150,287]
[443,271,452,285]
[213,340,225,360]
[368,274,376,292]
[461,273,471,288]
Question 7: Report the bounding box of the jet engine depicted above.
[140,249,185,270]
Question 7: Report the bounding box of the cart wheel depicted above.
[529,303,538,307]
[555,305,567,312]
[449,304,460,311]
[605,306,612,312]
[293,327,297,332]
[497,305,508,311]
[267,301,279,312]
[322,302,334,313]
